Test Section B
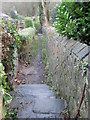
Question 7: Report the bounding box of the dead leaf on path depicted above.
[17,80,21,85]
[22,80,25,84]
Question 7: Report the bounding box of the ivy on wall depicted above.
[0,18,21,119]
[0,62,17,119]
[1,18,21,78]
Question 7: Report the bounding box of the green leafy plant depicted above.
[0,18,20,119]
[25,17,34,28]
[19,27,35,41]
[53,2,90,45]
[19,27,36,63]
[34,17,41,32]
[10,10,17,19]
[1,18,21,76]
[74,59,88,77]
[0,63,16,119]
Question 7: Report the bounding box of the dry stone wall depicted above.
[45,28,89,118]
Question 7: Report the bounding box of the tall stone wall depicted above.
[45,28,89,118]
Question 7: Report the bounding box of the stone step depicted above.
[33,97,66,114]
[15,84,55,98]
[13,84,67,118]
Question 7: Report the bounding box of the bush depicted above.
[10,10,17,19]
[17,14,22,20]
[25,17,34,28]
[19,27,36,41]
[19,27,36,63]
[34,17,41,32]
[53,2,90,45]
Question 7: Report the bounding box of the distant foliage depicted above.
[51,7,57,23]
[25,17,34,28]
[10,9,22,20]
[53,2,90,45]
[19,27,36,63]
[10,10,17,19]
[34,17,41,32]
[39,2,44,33]
[19,27,36,41]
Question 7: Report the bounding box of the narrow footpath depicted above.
[11,36,66,119]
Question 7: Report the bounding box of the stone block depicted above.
[77,47,89,59]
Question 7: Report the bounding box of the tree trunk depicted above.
[39,2,43,33]
[41,0,49,25]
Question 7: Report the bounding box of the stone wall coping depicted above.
[45,28,89,62]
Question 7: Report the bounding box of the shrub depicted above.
[10,10,17,19]
[25,17,34,28]
[19,27,36,41]
[19,27,36,63]
[17,14,22,20]
[34,17,41,32]
[53,2,90,45]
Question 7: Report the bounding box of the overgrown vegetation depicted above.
[40,35,51,86]
[0,18,21,119]
[25,17,34,28]
[30,36,38,59]
[10,9,22,20]
[19,27,35,41]
[34,17,41,33]
[53,2,90,45]
[74,58,88,77]
[40,35,60,96]
[0,63,17,119]
[39,2,44,33]
[1,18,21,78]
[19,27,36,63]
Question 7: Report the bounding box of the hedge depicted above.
[19,27,36,63]
[24,17,34,28]
[34,17,41,32]
[53,2,90,45]
[19,27,36,41]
